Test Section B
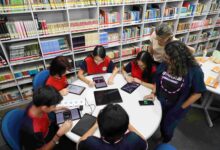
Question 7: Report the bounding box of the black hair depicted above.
[97,104,129,143]
[49,56,72,77]
[92,45,106,59]
[33,86,63,107]
[164,41,199,77]
[136,51,154,83]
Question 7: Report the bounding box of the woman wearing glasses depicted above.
[78,45,118,87]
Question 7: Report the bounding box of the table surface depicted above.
[59,73,162,143]
[199,58,220,95]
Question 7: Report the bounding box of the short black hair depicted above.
[33,86,63,107]
[136,51,154,83]
[49,56,72,77]
[97,104,129,143]
[93,45,106,59]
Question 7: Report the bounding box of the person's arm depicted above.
[143,84,156,100]
[79,122,98,141]
[78,69,95,87]
[187,45,196,54]
[122,63,134,83]
[128,123,145,140]
[181,93,201,109]
[108,66,119,85]
[37,120,72,150]
[140,81,155,90]
[59,88,68,96]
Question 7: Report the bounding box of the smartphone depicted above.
[56,108,81,124]
[139,100,154,106]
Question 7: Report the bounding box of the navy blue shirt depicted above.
[78,132,147,150]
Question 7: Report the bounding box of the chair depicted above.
[155,143,176,150]
[1,109,25,150]
[33,70,49,91]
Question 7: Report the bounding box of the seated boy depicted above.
[78,104,147,150]
[20,86,74,150]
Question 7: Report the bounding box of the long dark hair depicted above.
[92,45,106,59]
[136,51,154,83]
[164,41,199,77]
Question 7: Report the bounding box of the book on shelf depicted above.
[122,45,141,57]
[211,30,220,38]
[8,41,40,63]
[195,2,210,15]
[191,19,214,30]
[0,51,7,66]
[0,89,22,105]
[0,15,10,41]
[0,0,29,13]
[209,1,220,13]
[98,0,122,5]
[207,41,217,49]
[99,9,120,26]
[106,29,120,43]
[66,0,97,7]
[106,50,119,59]
[70,19,98,33]
[29,0,65,10]
[124,6,142,23]
[164,7,179,18]
[99,32,108,45]
[143,26,155,36]
[216,19,220,26]
[197,43,206,53]
[122,26,140,41]
[180,2,195,17]
[21,86,33,100]
[145,4,161,20]
[0,73,13,83]
[188,34,198,43]
[200,31,211,41]
[14,65,44,79]
[177,22,190,32]
[40,37,70,57]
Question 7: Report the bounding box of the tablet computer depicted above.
[67,84,85,95]
[93,76,107,89]
[94,89,123,106]
[121,82,140,94]
[56,108,81,124]
[71,113,96,136]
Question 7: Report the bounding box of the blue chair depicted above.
[33,70,49,91]
[1,109,25,150]
[155,143,176,150]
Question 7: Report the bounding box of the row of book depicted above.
[209,2,220,13]
[207,41,218,49]
[195,3,209,15]
[40,37,70,57]
[0,52,7,66]
[100,9,120,25]
[177,22,190,32]
[9,41,40,63]
[70,19,98,33]
[0,90,22,105]
[180,2,195,17]
[143,26,155,36]
[191,19,213,30]
[188,34,198,43]
[122,26,140,41]
[121,45,141,57]
[0,72,13,82]
[145,8,161,20]
[124,11,141,23]
[197,43,206,53]
[0,0,29,13]
[163,7,179,18]
[14,65,44,79]
[216,19,220,26]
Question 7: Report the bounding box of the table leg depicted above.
[204,93,214,127]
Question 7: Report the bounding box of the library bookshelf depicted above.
[0,0,220,110]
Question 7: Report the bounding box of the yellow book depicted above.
[205,76,219,88]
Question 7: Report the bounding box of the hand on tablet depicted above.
[126,76,134,83]
[88,80,95,87]
[57,120,73,136]
[134,78,142,84]
[107,76,114,85]
[144,93,155,101]
[60,88,69,96]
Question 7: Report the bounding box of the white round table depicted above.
[197,57,220,127]
[59,73,162,142]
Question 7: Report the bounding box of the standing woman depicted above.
[145,41,206,143]
[149,23,195,63]
[122,51,156,90]
[78,45,118,87]
[46,56,71,96]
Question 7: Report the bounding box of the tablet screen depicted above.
[121,82,140,94]
[94,89,123,106]
[67,84,85,95]
[56,108,81,124]
[93,76,107,89]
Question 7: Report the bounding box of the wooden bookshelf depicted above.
[0,0,220,110]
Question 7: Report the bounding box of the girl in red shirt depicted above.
[122,51,156,90]
[78,46,118,87]
[46,56,72,96]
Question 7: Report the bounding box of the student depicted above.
[20,86,73,150]
[122,51,156,90]
[78,104,147,150]
[46,56,72,96]
[78,45,118,87]
[144,41,206,143]
[148,23,195,63]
